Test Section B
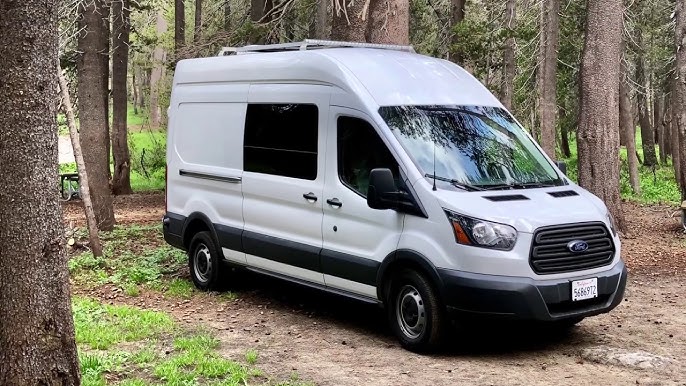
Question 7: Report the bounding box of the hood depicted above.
[433,184,610,233]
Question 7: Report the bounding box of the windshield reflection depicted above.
[378,105,563,189]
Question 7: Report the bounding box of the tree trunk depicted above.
[655,94,666,165]
[175,0,185,61]
[663,93,672,159]
[150,10,167,128]
[675,0,686,198]
[58,65,105,257]
[194,0,203,43]
[331,0,368,41]
[103,0,112,181]
[620,57,641,195]
[224,0,231,31]
[538,0,560,160]
[315,0,329,39]
[502,0,516,110]
[78,0,116,231]
[577,0,625,230]
[636,29,658,167]
[559,111,571,158]
[0,1,81,382]
[449,0,466,63]
[250,0,273,43]
[366,0,410,44]
[112,0,133,195]
[132,68,139,115]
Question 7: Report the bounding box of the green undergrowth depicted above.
[68,225,229,300]
[75,298,310,386]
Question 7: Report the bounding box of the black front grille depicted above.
[530,222,615,274]
[548,190,579,198]
[484,194,529,202]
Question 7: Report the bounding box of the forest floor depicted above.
[63,194,686,386]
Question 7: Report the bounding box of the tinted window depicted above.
[244,104,318,180]
[338,117,399,196]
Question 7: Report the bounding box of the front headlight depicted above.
[445,210,518,250]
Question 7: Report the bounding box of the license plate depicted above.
[571,278,598,301]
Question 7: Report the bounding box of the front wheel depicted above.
[188,231,225,291]
[388,269,447,353]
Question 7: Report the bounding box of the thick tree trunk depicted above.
[502,0,516,110]
[78,0,116,231]
[315,0,329,39]
[224,0,231,31]
[636,29,658,167]
[331,0,368,41]
[58,65,105,257]
[112,0,133,195]
[0,1,81,383]
[559,112,571,158]
[250,0,273,43]
[449,0,466,63]
[620,58,641,195]
[538,0,560,160]
[577,0,625,230]
[150,11,167,128]
[103,0,111,181]
[366,0,410,44]
[675,0,686,198]
[655,94,666,165]
[194,0,203,43]
[175,0,185,61]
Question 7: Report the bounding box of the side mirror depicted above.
[556,160,567,175]
[367,168,398,210]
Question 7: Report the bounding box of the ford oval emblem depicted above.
[567,240,589,253]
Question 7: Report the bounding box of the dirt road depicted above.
[65,195,686,385]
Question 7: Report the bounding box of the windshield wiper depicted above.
[479,181,559,190]
[424,174,484,191]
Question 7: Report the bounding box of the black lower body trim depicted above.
[215,223,243,251]
[163,212,185,250]
[440,260,627,321]
[321,249,380,287]
[242,230,322,273]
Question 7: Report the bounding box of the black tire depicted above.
[387,269,446,353]
[188,231,225,291]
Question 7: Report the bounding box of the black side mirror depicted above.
[556,161,567,175]
[367,168,398,210]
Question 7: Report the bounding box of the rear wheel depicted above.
[188,231,225,291]
[387,269,446,352]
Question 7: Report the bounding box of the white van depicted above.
[163,40,627,352]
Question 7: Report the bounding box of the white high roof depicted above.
[173,46,503,108]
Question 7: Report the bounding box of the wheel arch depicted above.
[376,249,444,303]
[182,212,221,252]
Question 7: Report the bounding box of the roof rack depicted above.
[218,39,415,56]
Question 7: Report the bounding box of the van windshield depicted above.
[378,105,564,189]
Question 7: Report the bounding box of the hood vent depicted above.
[548,190,579,198]
[484,194,530,202]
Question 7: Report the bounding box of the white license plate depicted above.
[571,278,598,301]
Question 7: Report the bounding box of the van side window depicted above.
[338,116,400,197]
[244,104,318,180]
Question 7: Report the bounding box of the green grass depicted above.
[73,297,309,386]
[560,128,681,205]
[165,278,196,299]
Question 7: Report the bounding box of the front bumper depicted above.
[439,260,627,321]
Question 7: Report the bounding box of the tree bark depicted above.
[635,28,658,167]
[194,0,203,43]
[175,0,185,61]
[655,94,666,165]
[58,65,105,257]
[449,0,466,63]
[559,109,571,157]
[132,68,139,115]
[224,0,231,32]
[331,0,368,41]
[502,0,516,110]
[250,0,273,43]
[620,57,641,195]
[366,0,410,44]
[577,0,625,230]
[150,10,167,128]
[112,0,133,195]
[103,0,112,181]
[538,0,560,160]
[675,0,686,198]
[315,0,329,39]
[0,1,81,383]
[78,0,116,231]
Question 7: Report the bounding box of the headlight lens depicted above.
[607,212,617,236]
[445,211,517,250]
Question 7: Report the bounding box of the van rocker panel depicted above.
[439,260,627,321]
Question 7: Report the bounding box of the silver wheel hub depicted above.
[396,285,426,339]
[194,244,212,283]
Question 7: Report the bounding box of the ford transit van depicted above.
[163,40,627,352]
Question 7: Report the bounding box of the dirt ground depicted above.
[64,195,686,385]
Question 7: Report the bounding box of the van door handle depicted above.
[303,192,318,202]
[326,198,343,208]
